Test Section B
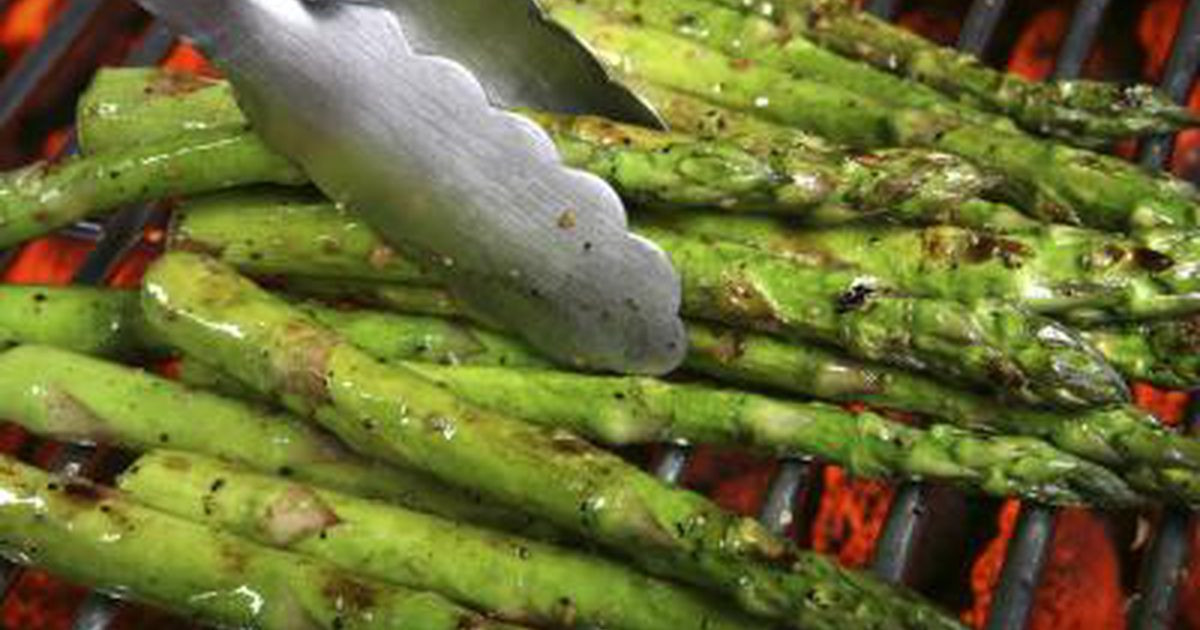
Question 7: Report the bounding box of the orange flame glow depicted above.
[1006,7,1070,81]
[809,468,894,569]
[0,0,64,64]
[161,42,219,77]
[1139,0,1186,81]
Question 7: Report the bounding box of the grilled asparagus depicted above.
[173,189,1129,408]
[0,454,516,629]
[141,251,967,630]
[119,450,770,630]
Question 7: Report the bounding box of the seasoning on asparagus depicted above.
[0,285,150,358]
[710,0,1197,142]
[1080,318,1200,390]
[142,251,967,630]
[120,450,770,630]
[684,324,1200,505]
[240,276,1195,503]
[173,190,1129,408]
[0,454,516,630]
[0,344,556,539]
[0,131,304,250]
[544,1,1200,231]
[642,212,1200,322]
[399,363,1140,507]
[84,67,1031,228]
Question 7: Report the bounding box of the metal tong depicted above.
[135,0,687,375]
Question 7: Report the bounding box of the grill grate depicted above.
[0,0,1196,628]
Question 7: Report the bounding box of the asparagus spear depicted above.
[1080,318,1200,390]
[77,68,246,151]
[0,344,558,539]
[0,283,1176,503]
[227,273,1194,502]
[142,251,967,630]
[714,0,1197,141]
[170,189,438,285]
[121,450,769,630]
[0,454,516,630]
[648,224,1127,407]
[84,68,1031,228]
[0,285,150,358]
[684,324,1200,505]
[559,79,1039,231]
[528,109,1011,221]
[0,284,549,370]
[395,363,1140,507]
[0,131,305,251]
[643,212,1200,322]
[544,2,1200,231]
[174,189,1128,408]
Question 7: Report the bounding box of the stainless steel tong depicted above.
[135,0,687,375]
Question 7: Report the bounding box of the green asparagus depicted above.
[397,362,1139,506]
[0,285,150,358]
[0,283,1177,503]
[77,67,246,151]
[169,188,435,285]
[545,2,1200,231]
[0,454,516,629]
[1081,318,1200,390]
[83,68,1034,228]
[142,251,967,630]
[684,324,1200,504]
[642,212,1200,322]
[0,131,304,250]
[174,189,1129,408]
[225,276,1194,502]
[715,0,1197,141]
[0,344,557,539]
[528,109,1012,221]
[0,283,1166,506]
[120,450,769,630]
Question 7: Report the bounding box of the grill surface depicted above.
[0,0,1197,628]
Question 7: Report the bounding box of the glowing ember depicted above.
[2,236,89,285]
[1139,0,1186,81]
[1006,7,1069,81]
[1172,85,1200,181]
[2,569,87,630]
[964,500,1020,628]
[160,42,219,77]
[1026,510,1126,630]
[809,467,894,569]
[0,0,65,66]
[682,447,778,519]
[896,1,962,46]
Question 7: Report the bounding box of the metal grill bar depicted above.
[0,0,105,129]
[957,0,1010,57]
[1140,0,1200,168]
[870,483,927,583]
[1053,0,1113,79]
[653,446,691,484]
[1131,505,1195,630]
[984,506,1057,630]
[759,459,811,536]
